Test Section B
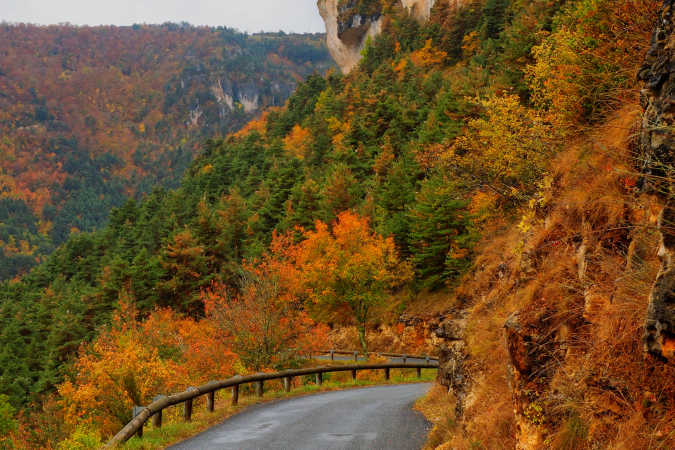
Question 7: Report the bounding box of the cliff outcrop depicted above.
[318,0,441,73]
[638,0,675,361]
[318,0,385,74]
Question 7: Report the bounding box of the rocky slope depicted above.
[429,1,675,447]
[0,25,332,280]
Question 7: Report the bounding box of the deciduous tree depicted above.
[293,211,412,351]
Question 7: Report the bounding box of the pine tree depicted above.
[407,175,474,289]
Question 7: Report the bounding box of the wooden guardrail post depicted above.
[256,380,264,397]
[283,376,291,392]
[351,369,357,381]
[330,350,335,361]
[152,396,166,428]
[353,351,358,361]
[207,391,215,412]
[132,406,144,438]
[316,372,323,385]
[384,367,390,380]
[184,387,197,422]
[232,384,239,406]
[416,367,422,378]
[402,354,407,364]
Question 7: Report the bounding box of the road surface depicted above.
[169,383,432,450]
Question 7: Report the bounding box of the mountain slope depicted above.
[1,1,673,448]
[0,24,332,280]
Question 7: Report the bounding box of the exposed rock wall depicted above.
[434,310,469,417]
[401,0,436,20]
[318,0,447,73]
[318,0,384,74]
[638,0,675,361]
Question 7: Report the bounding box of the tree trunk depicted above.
[357,323,367,353]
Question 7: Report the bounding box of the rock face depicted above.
[401,0,437,20]
[317,0,440,73]
[638,0,675,361]
[434,310,469,416]
[318,0,384,74]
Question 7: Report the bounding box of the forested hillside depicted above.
[0,24,332,280]
[1,0,673,448]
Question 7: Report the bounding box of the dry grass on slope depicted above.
[438,105,674,449]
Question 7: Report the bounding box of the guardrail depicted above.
[312,349,438,363]
[104,361,439,448]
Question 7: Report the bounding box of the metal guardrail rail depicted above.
[104,361,439,447]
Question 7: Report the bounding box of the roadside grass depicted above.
[414,383,458,450]
[121,367,436,449]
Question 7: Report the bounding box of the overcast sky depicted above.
[0,0,325,33]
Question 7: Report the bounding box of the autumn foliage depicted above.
[57,296,236,437]
[290,211,412,351]
[2,0,673,448]
[0,24,331,280]
[202,248,329,370]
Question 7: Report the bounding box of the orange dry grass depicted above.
[328,323,435,356]
[438,105,675,448]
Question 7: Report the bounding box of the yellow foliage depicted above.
[283,124,312,160]
[57,299,236,438]
[410,39,447,68]
[461,30,480,58]
[450,94,558,186]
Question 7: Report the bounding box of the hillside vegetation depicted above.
[0,24,332,280]
[0,0,673,448]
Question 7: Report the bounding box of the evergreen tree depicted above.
[407,175,474,289]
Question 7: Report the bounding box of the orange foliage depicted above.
[409,39,447,68]
[57,297,235,437]
[233,107,279,139]
[290,211,412,350]
[202,242,328,370]
[527,0,659,126]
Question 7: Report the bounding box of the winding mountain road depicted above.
[169,383,432,450]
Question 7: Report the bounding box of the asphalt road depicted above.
[169,383,432,450]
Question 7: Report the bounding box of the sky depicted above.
[0,0,326,33]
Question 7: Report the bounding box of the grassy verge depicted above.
[122,368,436,449]
[414,383,458,450]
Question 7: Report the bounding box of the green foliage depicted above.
[0,25,332,280]
[407,175,475,289]
[1,0,652,418]
[56,426,102,450]
[480,0,511,40]
[0,395,16,443]
[554,412,589,450]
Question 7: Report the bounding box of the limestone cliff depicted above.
[317,0,440,73]
[401,0,437,20]
[318,0,384,74]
